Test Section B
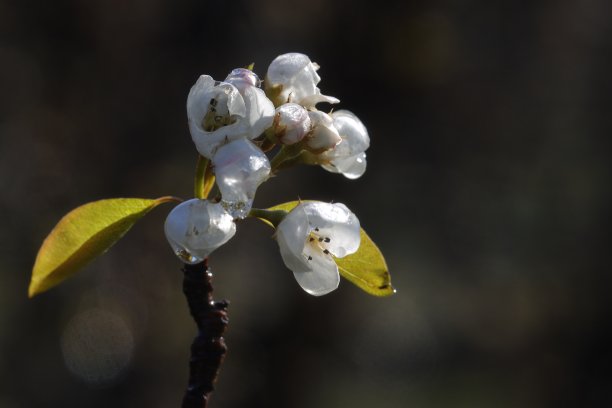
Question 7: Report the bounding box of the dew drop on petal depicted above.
[172,246,204,264]
[220,199,251,220]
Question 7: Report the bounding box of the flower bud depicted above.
[164,199,236,264]
[320,110,370,179]
[212,139,271,219]
[303,111,341,153]
[265,52,339,108]
[273,103,311,145]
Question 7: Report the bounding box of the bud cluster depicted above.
[164,53,372,294]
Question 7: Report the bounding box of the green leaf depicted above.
[335,229,394,296]
[29,197,177,298]
[264,201,394,297]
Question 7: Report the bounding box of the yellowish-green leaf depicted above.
[335,229,394,296]
[29,197,178,298]
[263,200,394,297]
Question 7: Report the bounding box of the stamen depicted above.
[324,237,330,243]
[323,249,330,255]
[307,256,313,261]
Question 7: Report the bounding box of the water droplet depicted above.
[221,199,251,219]
[172,246,203,264]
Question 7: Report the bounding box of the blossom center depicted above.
[202,89,236,131]
[304,227,332,261]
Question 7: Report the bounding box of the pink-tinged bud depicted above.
[273,103,311,145]
[225,68,261,92]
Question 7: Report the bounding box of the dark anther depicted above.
[324,237,331,243]
[318,237,324,242]
[323,249,330,255]
[308,256,313,261]
[309,237,315,242]
[314,227,320,232]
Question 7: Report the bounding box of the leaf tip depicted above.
[27,280,40,298]
[377,282,396,297]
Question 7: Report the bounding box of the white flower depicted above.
[273,103,311,145]
[187,74,274,159]
[320,110,370,179]
[212,138,271,219]
[224,69,275,139]
[164,199,236,264]
[275,202,360,296]
[265,52,339,108]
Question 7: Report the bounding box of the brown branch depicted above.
[181,260,229,408]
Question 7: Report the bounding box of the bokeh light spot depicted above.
[61,308,134,386]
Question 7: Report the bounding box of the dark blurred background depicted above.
[1,0,611,406]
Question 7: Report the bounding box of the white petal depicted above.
[331,110,370,155]
[187,75,216,128]
[305,111,341,153]
[225,68,261,91]
[293,248,339,296]
[300,94,340,107]
[318,110,370,177]
[190,122,241,159]
[213,139,271,218]
[322,152,367,180]
[241,85,275,139]
[265,52,338,108]
[302,202,361,258]
[267,53,318,98]
[276,204,310,272]
[164,199,236,264]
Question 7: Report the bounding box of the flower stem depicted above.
[194,155,207,199]
[270,145,304,174]
[194,155,216,199]
[248,208,288,228]
[181,260,229,408]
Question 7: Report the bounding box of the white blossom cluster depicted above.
[165,53,370,295]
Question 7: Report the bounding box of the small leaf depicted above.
[29,197,177,298]
[335,229,394,296]
[264,200,394,297]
